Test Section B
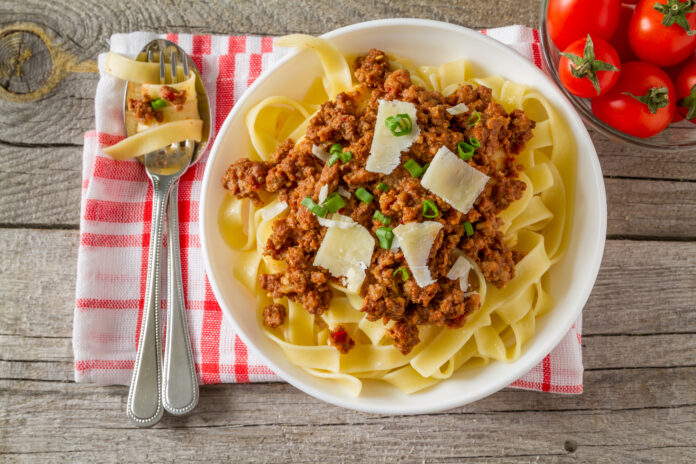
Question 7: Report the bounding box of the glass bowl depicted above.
[539,0,696,152]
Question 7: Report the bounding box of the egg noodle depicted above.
[219,35,575,396]
[101,52,204,160]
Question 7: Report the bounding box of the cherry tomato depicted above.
[559,35,621,97]
[591,61,676,137]
[629,0,696,67]
[664,62,688,121]
[675,56,696,123]
[623,0,640,3]
[547,0,622,51]
[610,4,638,62]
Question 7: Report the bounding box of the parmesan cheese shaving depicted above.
[312,144,330,163]
[260,201,288,222]
[446,103,469,115]
[316,213,357,230]
[420,145,490,214]
[446,255,472,292]
[313,215,375,293]
[392,221,443,288]
[318,184,329,203]
[365,100,421,174]
[337,186,351,198]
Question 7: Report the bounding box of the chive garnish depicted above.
[464,221,474,237]
[376,227,394,249]
[393,267,409,281]
[150,98,167,110]
[355,187,374,204]
[377,182,389,192]
[404,159,426,178]
[323,192,346,213]
[457,141,475,161]
[467,111,481,126]
[301,197,328,218]
[373,210,391,225]
[422,199,439,218]
[385,113,413,136]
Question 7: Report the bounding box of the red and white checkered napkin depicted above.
[73,26,583,394]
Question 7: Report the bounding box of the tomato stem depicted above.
[678,84,696,120]
[653,0,696,36]
[622,87,670,114]
[560,35,619,95]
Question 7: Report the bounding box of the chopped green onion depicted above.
[467,111,481,127]
[457,141,475,161]
[150,98,167,110]
[376,227,394,250]
[301,197,328,218]
[323,192,346,213]
[330,143,343,154]
[422,199,439,218]
[464,221,474,237]
[373,210,391,225]
[385,113,413,136]
[393,267,409,281]
[377,182,390,192]
[355,187,374,204]
[339,150,353,163]
[404,158,426,178]
[327,153,340,167]
[469,136,480,148]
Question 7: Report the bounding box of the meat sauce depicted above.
[223,49,535,354]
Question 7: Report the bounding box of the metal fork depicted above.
[126,45,197,427]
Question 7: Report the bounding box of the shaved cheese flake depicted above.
[312,144,330,163]
[318,184,329,203]
[366,100,421,174]
[313,216,375,293]
[392,221,442,288]
[446,255,472,292]
[421,145,490,214]
[446,103,469,115]
[337,186,351,198]
[260,201,288,222]
[317,213,356,230]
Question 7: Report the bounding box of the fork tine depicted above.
[159,51,165,85]
[170,51,177,83]
[182,52,189,80]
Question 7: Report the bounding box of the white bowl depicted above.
[201,18,607,414]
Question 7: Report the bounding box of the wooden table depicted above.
[1,1,695,462]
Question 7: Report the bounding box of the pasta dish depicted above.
[219,35,573,395]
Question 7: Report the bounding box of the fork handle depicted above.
[126,176,172,427]
[162,181,199,415]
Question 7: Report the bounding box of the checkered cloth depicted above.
[73,26,583,394]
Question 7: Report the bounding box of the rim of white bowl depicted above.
[200,18,607,415]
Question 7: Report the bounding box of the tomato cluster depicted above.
[547,0,696,138]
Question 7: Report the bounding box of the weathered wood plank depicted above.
[606,178,696,239]
[0,377,694,462]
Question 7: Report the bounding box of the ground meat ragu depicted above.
[222,48,535,355]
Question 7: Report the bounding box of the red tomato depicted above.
[664,62,687,121]
[559,35,621,97]
[591,61,676,137]
[623,0,639,3]
[610,4,638,62]
[675,56,696,123]
[547,0,622,51]
[629,0,696,67]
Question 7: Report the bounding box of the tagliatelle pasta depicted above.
[101,52,203,159]
[220,35,575,396]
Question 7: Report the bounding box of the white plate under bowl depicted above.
[200,18,607,414]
